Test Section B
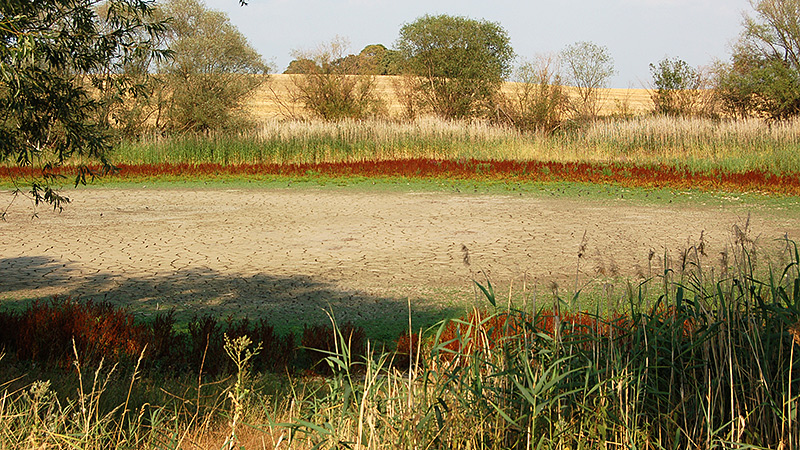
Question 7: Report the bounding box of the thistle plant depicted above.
[222,334,262,450]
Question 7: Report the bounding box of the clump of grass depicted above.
[278,235,800,449]
[0,342,149,450]
[110,117,529,166]
[300,320,366,374]
[580,116,800,174]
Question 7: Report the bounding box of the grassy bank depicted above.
[4,116,800,197]
[2,234,798,449]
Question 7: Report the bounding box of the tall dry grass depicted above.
[111,115,800,175]
[581,116,800,173]
[275,235,800,450]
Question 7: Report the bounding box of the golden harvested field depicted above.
[246,74,654,121]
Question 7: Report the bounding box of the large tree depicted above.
[356,44,403,76]
[0,0,168,212]
[716,0,800,120]
[396,14,514,120]
[284,44,402,76]
[157,0,269,132]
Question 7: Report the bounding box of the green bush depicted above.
[157,0,269,132]
[649,57,702,116]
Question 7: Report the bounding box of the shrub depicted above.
[147,309,181,370]
[288,38,386,121]
[248,318,296,372]
[0,300,297,376]
[496,55,569,133]
[187,314,226,375]
[392,330,419,368]
[221,317,296,373]
[7,296,148,367]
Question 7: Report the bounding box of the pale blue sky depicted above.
[203,0,752,88]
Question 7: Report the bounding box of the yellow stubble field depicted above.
[246,74,654,121]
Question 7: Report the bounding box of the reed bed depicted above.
[111,117,531,166]
[274,233,800,450]
[1,234,798,449]
[108,116,800,176]
[582,116,800,174]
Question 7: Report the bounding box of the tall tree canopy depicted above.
[396,14,514,120]
[716,0,800,120]
[0,0,167,211]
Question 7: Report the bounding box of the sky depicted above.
[202,0,753,88]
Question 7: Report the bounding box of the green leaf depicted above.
[475,278,496,307]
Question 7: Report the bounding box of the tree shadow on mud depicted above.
[0,256,464,342]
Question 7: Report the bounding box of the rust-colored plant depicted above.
[3,158,798,195]
[8,296,147,367]
[392,330,419,368]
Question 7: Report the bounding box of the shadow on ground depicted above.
[0,256,464,342]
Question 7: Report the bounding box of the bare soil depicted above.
[1,187,797,338]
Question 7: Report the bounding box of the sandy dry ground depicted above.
[1,187,798,335]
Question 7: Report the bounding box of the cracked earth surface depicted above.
[1,187,798,335]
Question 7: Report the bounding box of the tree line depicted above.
[282,1,800,126]
[2,0,800,208]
